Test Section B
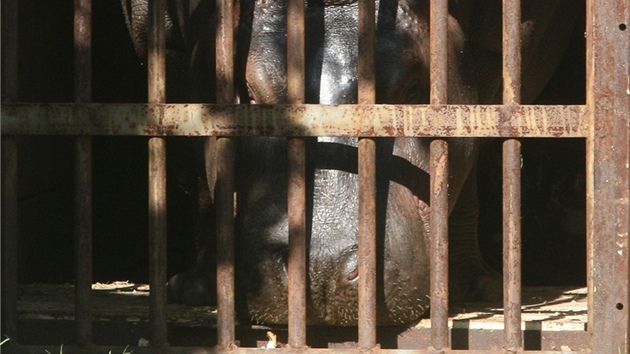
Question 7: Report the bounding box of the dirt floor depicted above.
[15,282,588,351]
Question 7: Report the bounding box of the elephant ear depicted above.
[455,0,581,104]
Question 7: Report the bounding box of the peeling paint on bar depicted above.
[1,103,587,137]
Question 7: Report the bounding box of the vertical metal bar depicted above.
[586,0,630,351]
[358,137,377,350]
[358,0,377,349]
[502,139,522,353]
[148,0,167,104]
[74,0,92,103]
[429,0,448,105]
[1,137,18,342]
[216,137,235,350]
[287,138,306,348]
[429,139,449,352]
[215,0,234,104]
[287,0,305,104]
[502,0,521,105]
[429,1,449,351]
[216,0,236,348]
[148,137,168,348]
[287,0,307,347]
[502,1,522,352]
[74,137,92,346]
[358,0,375,105]
[1,0,18,100]
[147,0,168,349]
[1,0,18,343]
[73,0,93,346]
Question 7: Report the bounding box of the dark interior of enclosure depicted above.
[4,0,590,348]
[9,0,587,288]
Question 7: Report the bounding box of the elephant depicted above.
[121,0,581,325]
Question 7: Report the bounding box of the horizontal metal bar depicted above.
[9,346,589,354]
[1,103,587,138]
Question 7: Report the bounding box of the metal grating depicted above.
[1,0,628,353]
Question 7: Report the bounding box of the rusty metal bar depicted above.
[428,3,450,351]
[74,0,92,103]
[502,1,522,351]
[147,0,168,349]
[1,0,18,100]
[1,0,18,343]
[502,0,521,105]
[11,346,594,354]
[287,137,307,348]
[73,0,93,346]
[287,0,305,104]
[148,137,168,348]
[358,0,377,348]
[286,0,307,347]
[148,0,166,104]
[358,137,377,350]
[216,0,234,103]
[1,137,18,342]
[358,0,376,105]
[74,136,93,346]
[502,139,522,353]
[216,137,236,350]
[586,0,630,351]
[429,139,449,352]
[0,104,588,138]
[216,0,236,347]
[429,0,448,105]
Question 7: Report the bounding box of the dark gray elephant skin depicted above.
[122,0,579,325]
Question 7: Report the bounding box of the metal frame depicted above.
[1,0,628,352]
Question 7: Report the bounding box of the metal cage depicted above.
[1,0,628,352]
